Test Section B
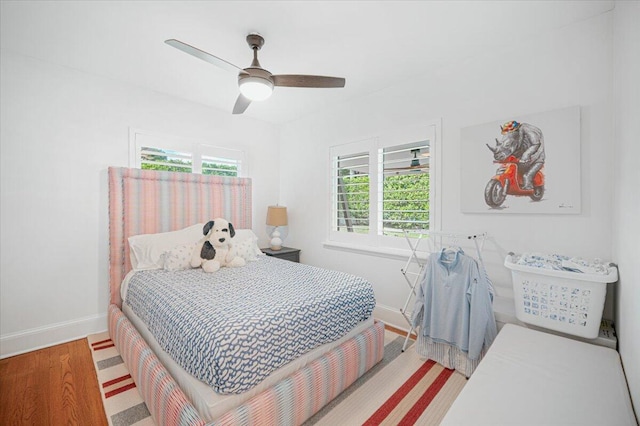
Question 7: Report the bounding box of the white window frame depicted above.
[129,129,247,176]
[327,120,442,254]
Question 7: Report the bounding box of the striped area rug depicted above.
[88,330,466,425]
[88,333,153,426]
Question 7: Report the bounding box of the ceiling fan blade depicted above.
[232,94,251,115]
[165,39,247,75]
[272,74,346,88]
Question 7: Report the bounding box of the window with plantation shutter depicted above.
[379,141,430,238]
[202,155,240,176]
[334,151,370,234]
[130,129,246,177]
[140,146,193,173]
[328,122,440,251]
[330,138,375,245]
[200,145,244,177]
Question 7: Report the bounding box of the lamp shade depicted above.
[266,206,288,226]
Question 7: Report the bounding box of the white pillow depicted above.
[234,238,259,261]
[232,229,263,261]
[128,223,204,270]
[162,242,198,271]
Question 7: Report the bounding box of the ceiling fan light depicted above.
[239,76,273,101]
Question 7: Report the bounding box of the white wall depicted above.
[0,51,280,357]
[613,0,640,413]
[280,13,615,328]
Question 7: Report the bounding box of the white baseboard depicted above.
[374,303,412,332]
[0,313,108,359]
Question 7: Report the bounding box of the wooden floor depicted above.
[0,338,107,426]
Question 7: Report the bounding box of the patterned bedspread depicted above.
[124,256,375,394]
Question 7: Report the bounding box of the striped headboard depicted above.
[108,167,252,307]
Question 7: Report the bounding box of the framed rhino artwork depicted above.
[460,106,581,214]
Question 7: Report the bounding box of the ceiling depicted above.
[0,1,614,125]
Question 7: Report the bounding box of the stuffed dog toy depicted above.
[191,218,246,273]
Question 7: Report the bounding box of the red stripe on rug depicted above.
[103,374,132,388]
[91,338,112,347]
[93,343,115,351]
[397,366,455,425]
[105,382,137,399]
[362,360,436,426]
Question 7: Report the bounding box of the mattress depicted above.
[441,324,636,425]
[123,302,373,421]
[123,256,375,394]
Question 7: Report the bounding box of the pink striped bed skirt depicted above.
[109,304,385,426]
[109,304,205,425]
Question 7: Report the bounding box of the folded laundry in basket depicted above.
[561,257,612,275]
[516,253,569,270]
[516,252,612,274]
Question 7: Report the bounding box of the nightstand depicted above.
[261,247,301,263]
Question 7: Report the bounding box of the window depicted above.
[335,151,370,234]
[140,146,193,173]
[329,122,440,251]
[202,154,240,177]
[379,141,430,238]
[200,145,244,177]
[130,129,246,177]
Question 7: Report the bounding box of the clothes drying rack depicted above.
[400,230,488,352]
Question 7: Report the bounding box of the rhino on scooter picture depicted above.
[484,120,546,208]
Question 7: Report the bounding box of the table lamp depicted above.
[266,205,288,250]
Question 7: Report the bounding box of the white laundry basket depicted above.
[505,254,618,339]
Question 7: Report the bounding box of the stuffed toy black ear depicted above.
[203,220,215,236]
[228,222,236,238]
[201,241,216,260]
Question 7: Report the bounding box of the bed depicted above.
[440,324,637,425]
[107,167,385,425]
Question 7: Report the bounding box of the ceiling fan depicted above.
[384,149,430,173]
[165,33,346,114]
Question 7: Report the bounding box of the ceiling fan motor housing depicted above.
[239,67,273,85]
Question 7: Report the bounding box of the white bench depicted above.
[441,324,636,425]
